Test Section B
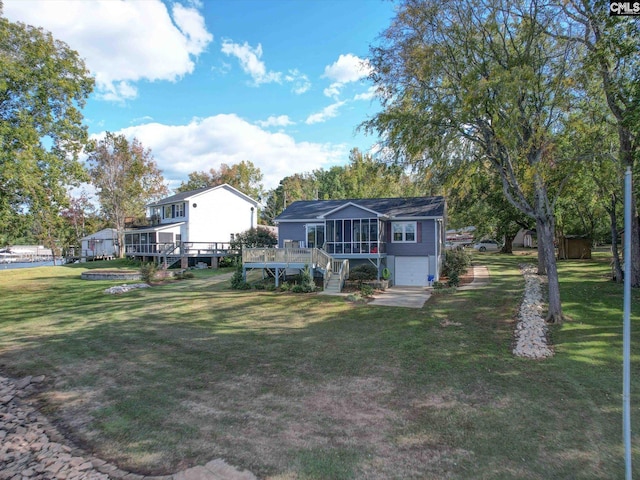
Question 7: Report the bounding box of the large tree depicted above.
[0,12,94,247]
[363,0,580,323]
[552,0,640,285]
[87,133,168,257]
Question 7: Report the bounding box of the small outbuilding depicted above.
[557,235,592,260]
[81,228,119,261]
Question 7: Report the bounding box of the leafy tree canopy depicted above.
[0,13,94,245]
[86,132,168,257]
[176,160,264,201]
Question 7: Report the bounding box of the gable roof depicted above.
[275,196,445,222]
[147,184,258,207]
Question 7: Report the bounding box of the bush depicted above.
[295,265,316,293]
[447,271,460,287]
[442,249,471,280]
[349,264,378,284]
[230,265,251,290]
[140,262,157,283]
[174,271,195,280]
[360,284,375,297]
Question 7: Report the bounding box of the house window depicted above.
[175,202,185,217]
[306,224,325,249]
[163,205,172,219]
[392,222,417,243]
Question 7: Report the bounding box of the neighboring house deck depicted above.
[124,184,258,268]
[243,196,446,292]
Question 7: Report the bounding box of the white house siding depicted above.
[80,228,118,260]
[185,186,257,243]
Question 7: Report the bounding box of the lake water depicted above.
[0,260,63,270]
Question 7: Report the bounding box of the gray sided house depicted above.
[243,196,445,290]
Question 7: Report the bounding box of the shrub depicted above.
[447,271,460,287]
[349,264,378,284]
[442,249,471,280]
[381,267,391,280]
[295,265,316,293]
[174,271,195,280]
[360,284,375,297]
[140,262,157,283]
[230,264,251,290]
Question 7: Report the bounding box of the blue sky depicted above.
[4,0,398,192]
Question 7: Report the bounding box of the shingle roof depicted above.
[147,186,214,206]
[275,196,445,221]
[147,184,258,207]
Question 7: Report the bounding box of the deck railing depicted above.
[125,241,236,256]
[243,247,320,265]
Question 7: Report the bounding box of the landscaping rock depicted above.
[0,375,257,479]
[513,264,554,359]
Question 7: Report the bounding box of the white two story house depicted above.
[124,184,259,267]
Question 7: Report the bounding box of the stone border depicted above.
[0,375,256,480]
[512,264,554,359]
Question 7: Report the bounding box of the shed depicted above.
[81,228,119,261]
[557,236,592,260]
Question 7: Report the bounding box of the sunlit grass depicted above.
[0,253,638,479]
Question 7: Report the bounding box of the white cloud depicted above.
[305,101,346,125]
[3,0,213,102]
[322,54,373,98]
[354,86,377,101]
[96,115,346,190]
[221,40,282,85]
[285,69,311,94]
[257,115,295,128]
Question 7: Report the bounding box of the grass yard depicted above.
[0,252,639,479]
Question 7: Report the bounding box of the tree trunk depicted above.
[502,235,514,254]
[536,218,547,275]
[538,220,563,324]
[117,229,125,259]
[607,195,623,283]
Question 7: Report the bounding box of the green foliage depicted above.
[139,262,157,284]
[360,284,375,297]
[86,133,168,257]
[447,271,460,287]
[230,265,250,290]
[175,160,264,200]
[260,148,424,224]
[174,271,195,280]
[442,249,471,280]
[230,227,278,250]
[381,267,391,280]
[349,264,378,283]
[0,16,94,246]
[293,265,316,293]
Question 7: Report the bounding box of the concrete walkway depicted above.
[368,265,490,308]
[369,286,432,308]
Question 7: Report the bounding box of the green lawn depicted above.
[0,252,638,479]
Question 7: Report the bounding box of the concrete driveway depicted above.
[369,286,432,308]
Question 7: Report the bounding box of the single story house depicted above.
[243,196,446,289]
[80,228,118,261]
[124,184,259,267]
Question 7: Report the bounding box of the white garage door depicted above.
[395,256,430,286]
